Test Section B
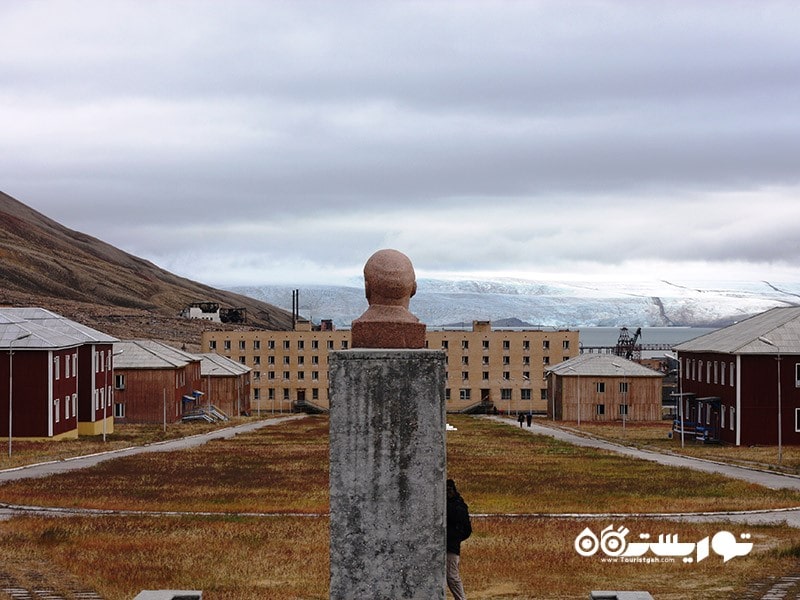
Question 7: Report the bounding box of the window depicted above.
[502,340,510,351]
[445,388,451,401]
[283,340,290,350]
[297,340,305,351]
[209,340,217,350]
[714,361,719,384]
[54,398,60,423]
[481,356,489,366]
[540,389,548,400]
[312,388,319,401]
[619,404,629,416]
[54,357,60,380]
[521,389,531,400]
[254,388,261,401]
[114,403,125,418]
[461,356,469,366]
[543,340,550,350]
[312,371,319,381]
[459,388,471,401]
[619,382,628,394]
[65,356,70,379]
[721,362,726,386]
[796,408,800,432]
[543,356,550,365]
[796,364,800,387]
[268,356,275,365]
[253,340,261,351]
[730,362,735,387]
[253,356,261,366]
[482,340,490,350]
[523,371,530,380]
[502,356,510,365]
[563,340,570,350]
[282,371,290,380]
[721,405,726,429]
[482,372,489,380]
[224,340,231,351]
[341,341,349,349]
[283,356,290,365]
[462,371,469,381]
[268,340,275,350]
[65,395,70,419]
[312,340,319,350]
[442,341,449,350]
[523,356,530,365]
[239,356,246,364]
[698,360,703,382]
[596,404,605,416]
[502,371,510,380]
[115,374,126,390]
[298,356,305,365]
[312,356,319,365]
[73,393,77,417]
[595,382,605,393]
[253,371,261,381]
[523,340,530,351]
[268,371,275,380]
[501,389,512,400]
[298,371,305,380]
[462,340,469,350]
[730,407,735,430]
[268,388,275,400]
[283,388,290,401]
[239,340,246,351]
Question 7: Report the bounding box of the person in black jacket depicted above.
[446,478,471,600]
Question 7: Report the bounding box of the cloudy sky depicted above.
[3,1,800,287]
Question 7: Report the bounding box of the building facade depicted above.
[198,352,251,417]
[0,308,118,439]
[674,307,800,446]
[113,340,203,424]
[201,320,579,413]
[546,354,664,422]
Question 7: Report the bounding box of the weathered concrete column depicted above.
[329,249,446,599]
[329,349,446,599]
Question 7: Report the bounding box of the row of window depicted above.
[593,404,629,416]
[683,358,736,387]
[53,350,115,381]
[212,339,349,352]
[211,338,571,353]
[592,382,629,393]
[249,387,549,403]
[53,394,78,423]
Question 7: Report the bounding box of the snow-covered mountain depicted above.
[230,279,800,329]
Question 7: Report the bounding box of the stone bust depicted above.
[351,249,426,348]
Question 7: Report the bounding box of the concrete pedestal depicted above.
[329,349,446,600]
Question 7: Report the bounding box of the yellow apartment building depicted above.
[201,320,579,414]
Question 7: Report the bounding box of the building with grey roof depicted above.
[0,308,118,440]
[198,353,251,417]
[546,354,664,422]
[112,340,203,425]
[673,306,800,446]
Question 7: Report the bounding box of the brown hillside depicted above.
[0,191,293,348]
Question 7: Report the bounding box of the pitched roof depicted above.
[114,340,200,369]
[673,306,800,354]
[546,353,664,378]
[0,307,118,350]
[199,353,251,377]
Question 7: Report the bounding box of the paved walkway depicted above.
[489,416,800,527]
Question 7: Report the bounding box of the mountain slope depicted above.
[0,191,293,346]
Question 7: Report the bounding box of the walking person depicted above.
[446,478,471,600]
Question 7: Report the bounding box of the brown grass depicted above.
[0,415,799,599]
[0,515,797,599]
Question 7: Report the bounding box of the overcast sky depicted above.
[3,1,800,287]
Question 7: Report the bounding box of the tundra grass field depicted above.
[0,415,799,599]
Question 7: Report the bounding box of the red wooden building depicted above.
[112,340,203,424]
[673,306,800,446]
[198,353,251,417]
[1,308,118,440]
